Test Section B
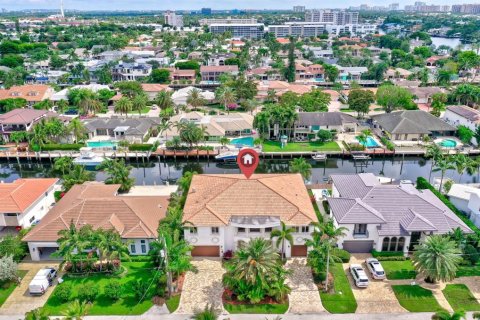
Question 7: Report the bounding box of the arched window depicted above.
[382,237,390,251]
[389,237,398,251]
[397,237,405,252]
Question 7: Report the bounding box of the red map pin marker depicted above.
[237,148,259,179]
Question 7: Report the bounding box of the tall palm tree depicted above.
[54,156,74,175]
[357,129,372,148]
[61,299,90,320]
[290,157,312,182]
[426,144,442,183]
[114,97,133,116]
[56,99,69,114]
[186,88,206,111]
[24,308,49,320]
[67,118,87,143]
[433,155,455,193]
[454,154,468,183]
[241,99,259,115]
[96,229,130,271]
[270,222,295,259]
[132,93,148,115]
[97,158,134,192]
[55,222,91,272]
[62,165,95,191]
[412,235,462,283]
[155,91,174,110]
[215,86,236,114]
[158,119,173,140]
[432,310,466,320]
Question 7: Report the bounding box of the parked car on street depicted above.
[350,264,369,288]
[28,268,57,295]
[365,258,386,280]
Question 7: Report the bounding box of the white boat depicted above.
[73,147,106,167]
[312,153,327,161]
[215,150,239,162]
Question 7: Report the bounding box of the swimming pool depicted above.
[356,136,380,148]
[438,139,457,148]
[230,137,254,147]
[87,141,118,149]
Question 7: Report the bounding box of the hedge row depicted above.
[380,136,395,151]
[128,144,153,151]
[371,250,404,258]
[33,143,85,151]
[416,177,480,236]
[333,248,351,263]
[376,256,408,261]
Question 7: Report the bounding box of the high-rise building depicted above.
[201,8,212,15]
[452,3,480,13]
[60,0,65,18]
[199,16,258,26]
[164,10,184,28]
[209,24,264,39]
[305,10,358,25]
[293,6,306,12]
[389,3,400,10]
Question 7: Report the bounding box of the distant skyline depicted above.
[0,0,475,11]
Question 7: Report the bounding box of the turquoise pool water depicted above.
[356,136,380,148]
[439,139,457,148]
[230,137,254,147]
[87,141,118,149]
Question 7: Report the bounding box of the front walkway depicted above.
[175,258,225,314]
[286,258,325,314]
[0,262,60,315]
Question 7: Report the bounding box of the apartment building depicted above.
[164,10,183,28]
[452,4,480,13]
[268,23,376,37]
[209,23,264,39]
[200,65,239,83]
[305,10,359,25]
[111,62,152,81]
[199,16,257,26]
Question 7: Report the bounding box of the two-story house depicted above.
[443,105,480,145]
[295,64,325,82]
[111,62,152,81]
[0,84,54,107]
[327,173,471,254]
[0,178,59,230]
[200,65,239,83]
[183,174,318,257]
[292,112,359,140]
[0,109,54,142]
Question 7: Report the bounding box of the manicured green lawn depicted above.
[224,301,289,314]
[381,261,417,280]
[443,284,480,311]
[262,140,341,152]
[166,294,180,312]
[128,107,150,114]
[320,263,357,313]
[0,270,28,307]
[392,285,444,312]
[43,262,156,315]
[457,264,480,277]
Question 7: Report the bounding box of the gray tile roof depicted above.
[446,105,480,122]
[329,173,471,236]
[296,112,359,127]
[372,110,456,135]
[83,117,160,136]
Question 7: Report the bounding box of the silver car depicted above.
[350,264,369,288]
[365,258,386,280]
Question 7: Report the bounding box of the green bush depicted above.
[371,250,404,257]
[54,283,72,303]
[104,280,122,301]
[77,282,99,302]
[0,234,28,261]
[124,255,153,262]
[128,144,154,151]
[380,136,395,151]
[376,256,407,261]
[312,270,327,283]
[333,248,351,263]
[36,144,84,151]
[416,177,480,236]
[464,244,480,266]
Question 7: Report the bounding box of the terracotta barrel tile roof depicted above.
[0,178,58,214]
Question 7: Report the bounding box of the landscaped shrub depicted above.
[39,144,85,151]
[380,136,395,151]
[416,177,480,236]
[348,143,365,151]
[371,250,404,258]
[77,282,99,302]
[312,270,327,283]
[104,280,122,301]
[333,248,351,263]
[0,234,28,261]
[131,279,148,300]
[376,256,407,261]
[128,144,154,151]
[124,255,153,262]
[464,244,480,266]
[54,283,73,303]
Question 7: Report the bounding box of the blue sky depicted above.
[0,0,470,10]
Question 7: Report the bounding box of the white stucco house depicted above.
[0,178,59,230]
[182,174,318,258]
[448,184,480,228]
[327,173,471,254]
[443,105,480,146]
[23,182,169,261]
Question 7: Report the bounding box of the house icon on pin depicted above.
[242,153,254,165]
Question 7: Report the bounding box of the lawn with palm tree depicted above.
[262,140,341,152]
[381,260,417,280]
[319,263,357,313]
[391,285,444,312]
[43,261,156,315]
[442,284,480,311]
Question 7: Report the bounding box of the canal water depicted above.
[1,156,479,186]
[431,37,472,51]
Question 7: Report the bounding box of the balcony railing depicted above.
[353,230,369,239]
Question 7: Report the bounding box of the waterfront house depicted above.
[385,68,413,80]
[141,83,172,101]
[443,105,480,145]
[0,109,62,142]
[0,178,59,230]
[371,110,456,142]
[291,112,359,140]
[83,117,161,143]
[0,84,54,107]
[200,65,239,83]
[182,174,318,257]
[111,61,152,81]
[334,65,368,82]
[256,80,314,100]
[448,184,480,228]
[171,86,215,106]
[295,64,325,82]
[407,86,447,104]
[23,182,169,261]
[327,173,471,253]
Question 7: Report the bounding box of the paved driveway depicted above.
[345,255,407,314]
[286,258,325,314]
[0,262,60,315]
[175,258,225,314]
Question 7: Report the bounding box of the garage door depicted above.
[291,245,308,257]
[342,241,374,253]
[191,246,220,257]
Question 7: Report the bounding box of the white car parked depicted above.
[365,258,386,280]
[350,264,369,288]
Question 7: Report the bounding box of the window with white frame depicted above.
[130,244,136,253]
[189,227,198,234]
[211,227,219,234]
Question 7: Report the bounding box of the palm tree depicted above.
[219,137,230,147]
[431,310,466,320]
[97,158,134,192]
[433,155,455,193]
[28,124,47,151]
[290,157,312,182]
[132,93,148,115]
[62,165,95,191]
[413,235,462,283]
[454,154,468,183]
[67,118,87,143]
[54,156,74,175]
[96,229,130,271]
[56,99,69,114]
[155,91,175,110]
[159,206,192,239]
[426,144,442,183]
[55,222,91,272]
[61,300,90,320]
[158,119,173,141]
[270,222,294,259]
[267,89,277,103]
[115,97,133,116]
[186,88,206,111]
[193,304,218,320]
[215,86,236,114]
[24,308,49,320]
[357,129,371,148]
[241,99,259,115]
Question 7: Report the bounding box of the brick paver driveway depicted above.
[175,258,225,314]
[0,262,60,315]
[346,254,407,314]
[286,258,325,314]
